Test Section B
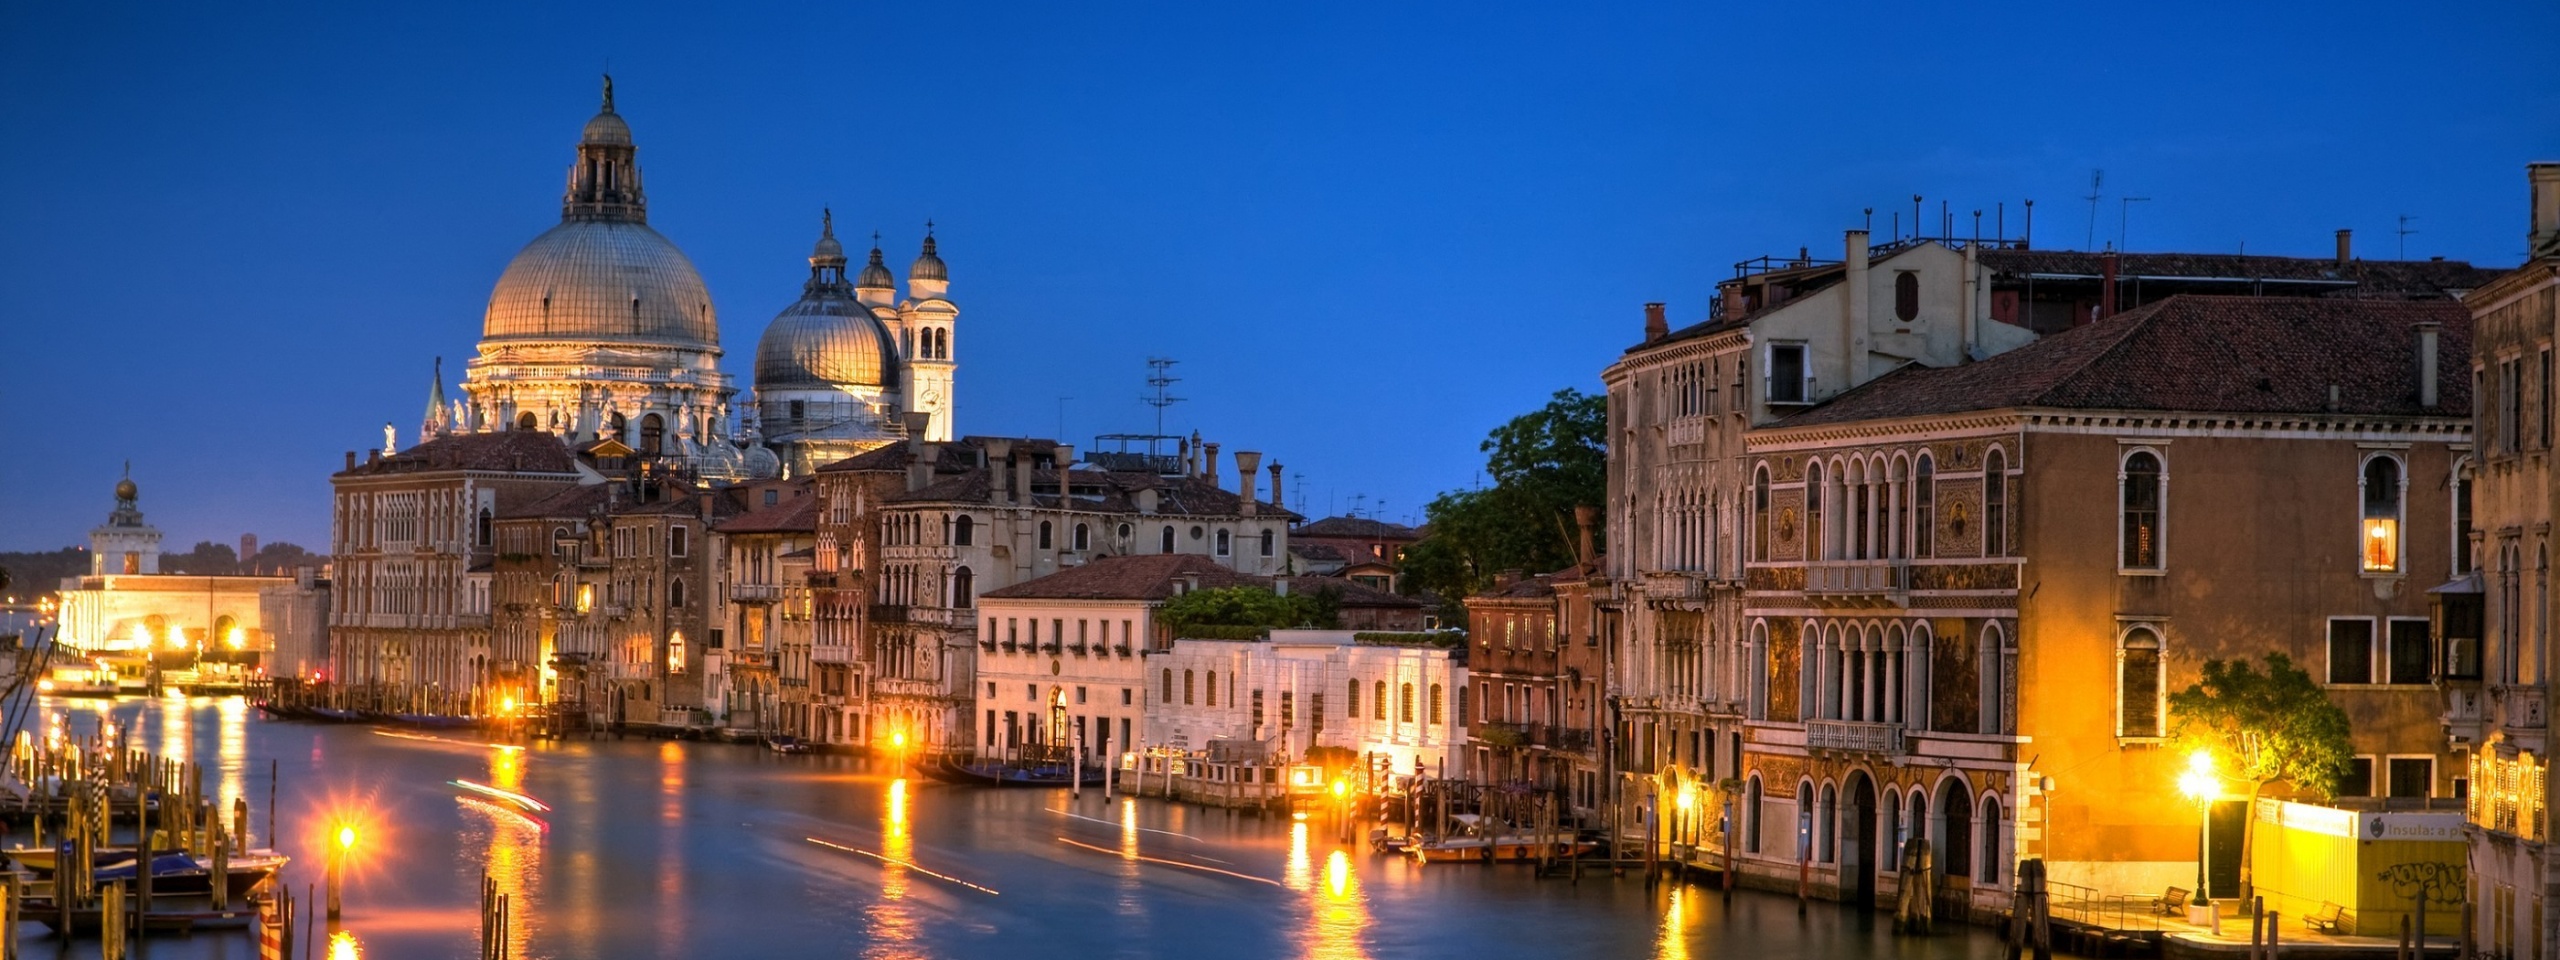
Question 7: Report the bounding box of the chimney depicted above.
[1268,462,1284,513]
[2418,321,2442,409]
[2532,163,2560,254]
[1137,488,1159,515]
[699,491,715,522]
[903,412,932,451]
[1189,432,1204,476]
[1203,442,1221,484]
[2097,251,2119,321]
[1053,444,1076,499]
[1014,445,1033,508]
[908,443,942,492]
[1842,229,1869,390]
[983,439,1014,504]
[344,451,357,470]
[1235,451,1262,516]
[367,448,381,465]
[2336,229,2353,264]
[1573,505,1596,567]
[1643,302,1668,340]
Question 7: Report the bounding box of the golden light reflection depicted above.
[217,696,246,831]
[1655,883,1690,960]
[473,742,542,960]
[864,778,921,959]
[1283,821,1372,960]
[328,929,363,960]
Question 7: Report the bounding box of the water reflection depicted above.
[471,741,541,960]
[1657,883,1691,960]
[330,929,364,960]
[865,778,921,959]
[1283,822,1371,960]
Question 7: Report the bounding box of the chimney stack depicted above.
[1843,229,1870,388]
[1014,445,1034,508]
[983,438,1014,503]
[903,412,931,451]
[1137,488,1159,515]
[1203,442,1221,484]
[1643,302,1668,340]
[1054,444,1075,498]
[699,491,715,521]
[2531,163,2560,254]
[2418,321,2442,409]
[1268,462,1284,513]
[344,451,357,470]
[908,442,942,492]
[367,448,381,465]
[1235,451,1262,516]
[2335,229,2353,264]
[2097,251,2120,321]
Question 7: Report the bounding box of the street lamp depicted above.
[327,822,357,920]
[2177,750,2217,921]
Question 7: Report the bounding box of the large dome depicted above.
[755,297,899,391]
[481,220,720,348]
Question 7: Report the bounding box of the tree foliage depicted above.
[2168,652,2353,798]
[1401,388,1606,605]
[1160,586,1334,633]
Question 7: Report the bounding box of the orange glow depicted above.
[337,824,357,851]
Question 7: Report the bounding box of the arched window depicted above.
[1753,465,1772,562]
[2119,450,2160,569]
[1206,671,1218,707]
[1074,523,1090,552]
[516,411,539,431]
[1374,680,1388,721]
[2118,626,2163,738]
[669,579,686,608]
[1038,520,1054,550]
[1428,684,1444,725]
[1399,683,1415,723]
[1806,460,1825,561]
[1817,782,1838,862]
[1980,622,2008,735]
[1894,271,1921,323]
[1912,454,1934,558]
[2361,456,2403,573]
[1906,790,1928,862]
[608,411,628,440]
[1746,620,1769,720]
[1183,670,1196,705]
[1977,796,2003,883]
[1161,669,1174,704]
[952,567,975,609]
[1162,526,1176,554]
[1260,529,1275,557]
[2454,459,2477,575]
[1347,679,1359,719]
[1937,780,1972,879]
[1796,779,1818,860]
[477,508,494,547]
[1907,622,1934,733]
[954,515,974,546]
[639,413,665,455]
[1743,776,1763,853]
[1215,529,1232,557]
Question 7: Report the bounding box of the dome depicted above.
[481,220,720,348]
[581,110,631,146]
[909,233,947,283]
[743,444,782,479]
[857,245,895,289]
[755,295,900,391]
[115,477,137,501]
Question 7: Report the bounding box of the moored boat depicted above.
[910,753,1102,788]
[1406,815,1597,864]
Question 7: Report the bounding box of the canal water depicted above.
[13,696,2061,959]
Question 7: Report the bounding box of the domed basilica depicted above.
[436,78,957,478]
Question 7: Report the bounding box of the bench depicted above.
[2152,886,2189,916]
[2305,901,2349,934]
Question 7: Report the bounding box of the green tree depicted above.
[1402,388,1606,607]
[2168,652,2353,901]
[1159,586,1330,633]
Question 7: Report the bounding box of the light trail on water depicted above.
[806,837,1002,896]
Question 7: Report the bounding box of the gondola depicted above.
[909,752,1103,788]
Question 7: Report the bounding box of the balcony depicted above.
[1640,572,1705,600]
[869,604,907,624]
[1804,560,1908,607]
[732,583,782,603]
[2445,687,2486,745]
[1806,719,1905,756]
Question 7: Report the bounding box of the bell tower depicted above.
[900,225,957,441]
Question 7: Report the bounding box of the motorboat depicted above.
[910,753,1102,788]
[1406,814,1597,864]
[766,735,814,755]
[36,663,117,698]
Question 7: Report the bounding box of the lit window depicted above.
[2120,451,2161,570]
[2362,457,2402,573]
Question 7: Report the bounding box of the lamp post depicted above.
[2177,750,2218,928]
[327,823,355,920]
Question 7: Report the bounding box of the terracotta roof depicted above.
[1290,543,1349,563]
[1974,249,2501,299]
[1293,516,1421,539]
[498,482,608,520]
[717,492,818,535]
[979,554,1265,601]
[336,431,578,477]
[1775,295,2472,428]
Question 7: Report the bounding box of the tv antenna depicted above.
[2117,196,2150,252]
[1140,357,1185,456]
[2397,214,2420,260]
[2083,169,2105,252]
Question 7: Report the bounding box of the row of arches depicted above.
[1738,770,2007,903]
[1748,447,2010,562]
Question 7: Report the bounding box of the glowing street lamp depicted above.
[327,822,357,919]
[2177,750,2218,916]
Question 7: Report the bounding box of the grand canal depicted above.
[13,695,2056,958]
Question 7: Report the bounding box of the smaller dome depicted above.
[756,299,901,390]
[810,209,845,265]
[115,477,138,501]
[910,233,947,283]
[743,445,782,479]
[581,110,631,146]
[858,245,894,289]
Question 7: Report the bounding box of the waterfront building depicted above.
[89,467,161,575]
[2457,161,2560,959]
[1737,294,2470,916]
[257,568,331,679]
[331,431,579,706]
[970,554,1233,764]
[1288,516,1419,590]
[56,471,291,655]
[1147,629,1468,785]
[712,480,819,738]
[488,481,612,714]
[1462,552,1610,822]
[813,437,1296,756]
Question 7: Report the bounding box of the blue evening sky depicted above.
[4,1,2555,553]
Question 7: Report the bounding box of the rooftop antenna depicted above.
[1863,208,1874,234]
[2083,169,2105,252]
[2118,196,2151,252]
[1139,358,1184,459]
[2397,214,2420,260]
[1056,396,1073,439]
